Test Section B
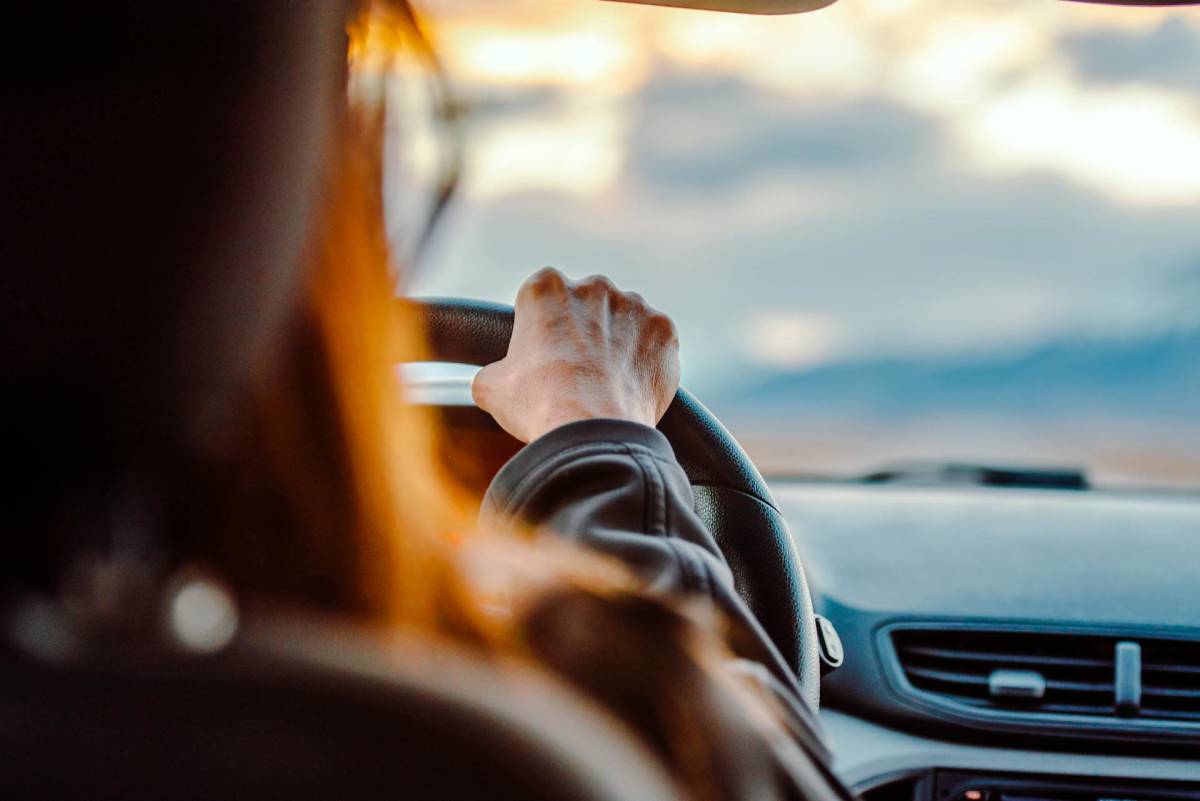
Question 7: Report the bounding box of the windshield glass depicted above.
[407,0,1200,488]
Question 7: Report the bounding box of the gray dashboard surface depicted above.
[772,483,1200,630]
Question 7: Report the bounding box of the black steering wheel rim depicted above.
[409,297,821,706]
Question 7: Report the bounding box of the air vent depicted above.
[891,629,1119,717]
[890,627,1200,727]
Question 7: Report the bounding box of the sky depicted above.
[396,0,1200,485]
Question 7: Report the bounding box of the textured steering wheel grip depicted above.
[406,297,821,707]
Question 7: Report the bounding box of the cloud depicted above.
[626,72,941,193]
[411,3,1200,387]
[745,313,848,368]
[463,99,628,198]
[1062,17,1200,91]
[419,0,1200,209]
[955,67,1200,206]
[416,66,1200,389]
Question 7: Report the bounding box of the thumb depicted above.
[471,361,503,412]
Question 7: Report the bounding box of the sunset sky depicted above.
[399,0,1200,482]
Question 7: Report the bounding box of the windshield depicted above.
[407,0,1200,489]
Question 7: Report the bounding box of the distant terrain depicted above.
[709,331,1200,488]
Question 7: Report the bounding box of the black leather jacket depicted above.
[484,419,853,801]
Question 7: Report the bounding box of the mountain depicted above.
[715,331,1200,426]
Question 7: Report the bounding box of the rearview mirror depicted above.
[606,0,835,13]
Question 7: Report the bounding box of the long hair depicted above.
[188,46,483,636]
[186,5,786,799]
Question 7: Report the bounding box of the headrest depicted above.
[0,613,681,801]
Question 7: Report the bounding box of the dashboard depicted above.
[773,481,1200,797]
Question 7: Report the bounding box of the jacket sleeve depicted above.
[481,418,832,766]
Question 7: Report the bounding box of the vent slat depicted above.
[905,666,1112,695]
[897,645,1110,670]
[904,666,987,686]
[1035,702,1116,715]
[1046,679,1112,693]
[1143,662,1200,676]
[1139,707,1200,721]
[1142,661,1200,676]
[1143,686,1200,700]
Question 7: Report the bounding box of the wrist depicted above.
[530,398,656,441]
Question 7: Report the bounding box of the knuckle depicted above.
[645,311,678,341]
[471,364,498,405]
[586,274,617,291]
[576,274,616,298]
[517,268,567,304]
[470,371,489,403]
[526,267,566,294]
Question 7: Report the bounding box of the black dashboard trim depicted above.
[823,708,1200,794]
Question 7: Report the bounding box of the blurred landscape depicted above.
[406,0,1200,488]
[713,329,1200,485]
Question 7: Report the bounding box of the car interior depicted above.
[400,0,1200,797]
[5,0,1199,799]
[410,293,1200,801]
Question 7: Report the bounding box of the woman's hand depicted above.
[472,268,681,443]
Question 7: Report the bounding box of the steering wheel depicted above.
[410,297,821,706]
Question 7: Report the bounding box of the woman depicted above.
[3,2,848,799]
